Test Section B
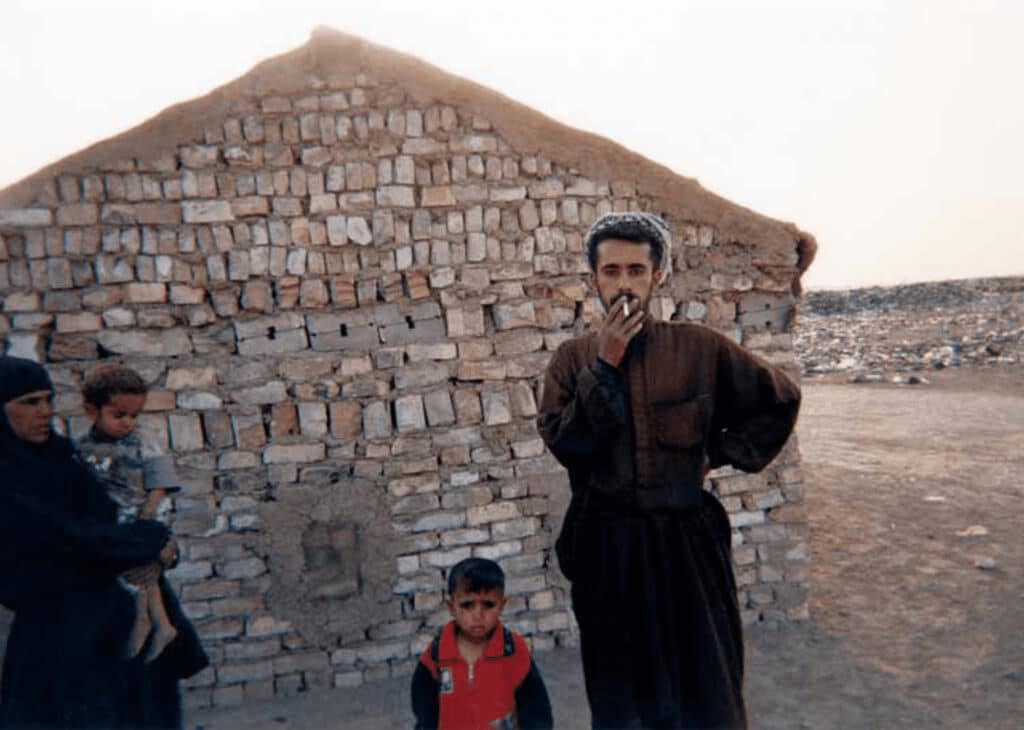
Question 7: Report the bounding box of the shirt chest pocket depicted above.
[653,395,709,450]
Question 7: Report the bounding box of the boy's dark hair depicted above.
[584,211,672,272]
[83,364,147,408]
[447,557,505,595]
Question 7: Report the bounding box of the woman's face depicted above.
[4,389,54,444]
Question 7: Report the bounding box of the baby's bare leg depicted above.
[143,578,178,663]
[126,586,152,660]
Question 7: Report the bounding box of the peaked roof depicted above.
[0,27,815,278]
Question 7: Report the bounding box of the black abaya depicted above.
[0,357,208,729]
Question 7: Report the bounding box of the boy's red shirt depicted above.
[417,620,532,730]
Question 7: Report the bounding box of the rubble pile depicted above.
[796,277,1023,378]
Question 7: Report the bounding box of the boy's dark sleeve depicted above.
[515,659,554,730]
[411,660,440,730]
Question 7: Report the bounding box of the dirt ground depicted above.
[191,368,1024,729]
[770,367,1024,729]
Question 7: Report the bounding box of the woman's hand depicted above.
[121,563,160,586]
[157,538,179,569]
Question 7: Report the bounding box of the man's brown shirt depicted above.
[537,317,801,510]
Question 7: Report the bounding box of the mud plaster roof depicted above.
[0,27,816,281]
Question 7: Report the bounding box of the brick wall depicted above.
[0,55,808,709]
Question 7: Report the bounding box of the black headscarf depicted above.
[0,355,75,466]
[0,355,54,406]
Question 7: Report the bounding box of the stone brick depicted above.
[101,307,135,328]
[376,186,416,207]
[393,493,440,515]
[175,389,223,411]
[56,203,99,226]
[301,147,333,167]
[45,258,73,289]
[218,451,258,470]
[362,401,392,440]
[0,209,52,228]
[12,313,53,330]
[416,550,467,578]
[387,473,441,498]
[511,436,546,459]
[233,381,288,405]
[273,651,329,675]
[391,361,446,389]
[710,273,754,292]
[5,332,44,361]
[355,641,410,664]
[182,200,235,223]
[491,517,540,541]
[420,186,456,207]
[393,394,427,433]
[3,292,41,312]
[393,269,426,299]
[527,178,565,199]
[168,413,204,451]
[473,541,522,561]
[730,511,767,528]
[230,196,269,217]
[457,361,507,381]
[246,615,293,638]
[319,401,358,442]
[406,511,465,533]
[55,312,101,333]
[180,144,219,168]
[232,413,266,449]
[169,284,206,305]
[481,391,512,426]
[501,382,536,420]
[450,390,481,424]
[125,283,167,303]
[421,390,456,427]
[262,443,325,464]
[97,329,192,357]
[492,301,537,330]
[298,402,328,438]
[137,391,174,413]
[346,217,373,245]
[439,527,490,547]
[402,138,446,155]
[269,403,299,439]
[196,411,232,450]
[466,501,520,526]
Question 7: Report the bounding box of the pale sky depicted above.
[1,0,1021,289]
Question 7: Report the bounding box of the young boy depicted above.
[411,557,553,730]
[77,364,182,663]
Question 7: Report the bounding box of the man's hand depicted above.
[596,296,645,367]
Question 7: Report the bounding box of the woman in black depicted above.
[0,356,208,729]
